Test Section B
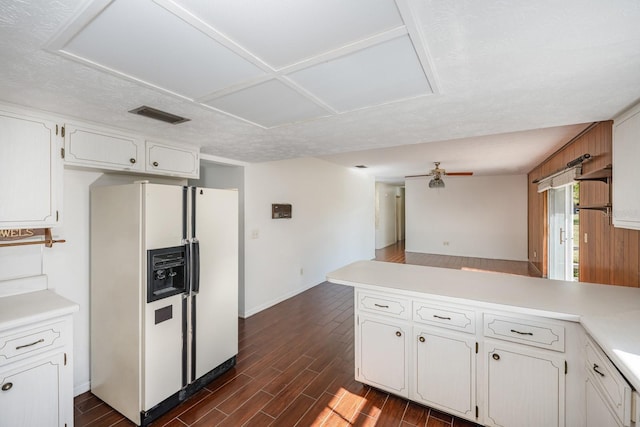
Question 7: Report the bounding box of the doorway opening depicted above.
[548,183,580,281]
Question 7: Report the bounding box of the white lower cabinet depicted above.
[586,375,625,427]
[484,340,565,427]
[356,314,409,397]
[413,328,476,421]
[0,352,66,427]
[0,306,75,427]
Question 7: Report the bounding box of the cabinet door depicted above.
[0,352,65,427]
[64,123,144,172]
[586,376,624,427]
[357,315,409,397]
[485,341,565,427]
[613,106,640,230]
[146,141,199,178]
[0,110,61,228]
[414,329,476,421]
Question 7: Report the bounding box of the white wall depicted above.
[375,182,399,249]
[244,157,375,317]
[405,175,527,261]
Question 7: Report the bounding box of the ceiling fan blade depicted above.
[405,173,433,178]
[445,172,473,176]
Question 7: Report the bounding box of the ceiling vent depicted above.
[128,106,190,124]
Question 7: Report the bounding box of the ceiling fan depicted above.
[405,162,473,188]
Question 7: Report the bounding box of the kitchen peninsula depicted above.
[327,260,640,427]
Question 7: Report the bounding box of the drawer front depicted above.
[585,337,632,425]
[484,314,565,352]
[413,301,475,334]
[0,321,64,363]
[357,291,410,320]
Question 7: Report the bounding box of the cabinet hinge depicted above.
[475,342,478,354]
[61,147,65,159]
[565,361,567,375]
[56,211,59,222]
[61,125,65,138]
[64,353,67,366]
[55,124,59,135]
[475,405,479,418]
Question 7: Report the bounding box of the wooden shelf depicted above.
[576,164,612,183]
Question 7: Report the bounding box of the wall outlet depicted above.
[443,241,449,246]
[251,229,259,239]
[584,233,588,243]
[300,268,304,276]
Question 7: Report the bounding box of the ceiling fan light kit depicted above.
[428,176,445,188]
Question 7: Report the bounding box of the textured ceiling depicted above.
[1,0,639,180]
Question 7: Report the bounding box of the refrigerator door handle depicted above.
[192,240,200,294]
[184,242,191,294]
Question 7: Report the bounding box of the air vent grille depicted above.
[129,106,190,124]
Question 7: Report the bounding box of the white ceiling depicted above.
[1,0,639,181]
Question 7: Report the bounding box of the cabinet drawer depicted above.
[357,291,410,320]
[585,336,632,426]
[0,321,65,364]
[413,301,475,334]
[484,314,565,352]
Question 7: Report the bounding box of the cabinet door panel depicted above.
[415,329,475,420]
[146,141,199,178]
[0,353,64,427]
[586,376,623,427]
[0,111,60,228]
[358,316,408,396]
[486,342,565,427]
[64,124,143,171]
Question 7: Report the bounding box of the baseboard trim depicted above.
[74,381,91,397]
[242,282,319,318]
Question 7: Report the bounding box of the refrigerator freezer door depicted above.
[143,294,184,410]
[192,188,239,381]
[142,184,187,409]
[144,184,184,250]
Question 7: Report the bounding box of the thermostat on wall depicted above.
[272,204,292,219]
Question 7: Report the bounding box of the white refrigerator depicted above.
[90,182,238,426]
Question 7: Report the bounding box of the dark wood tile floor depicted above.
[75,243,491,427]
[376,240,540,278]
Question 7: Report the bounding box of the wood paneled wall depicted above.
[528,121,640,286]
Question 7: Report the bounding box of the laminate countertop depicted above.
[0,289,79,331]
[327,260,640,390]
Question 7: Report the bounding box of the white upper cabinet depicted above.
[146,141,199,178]
[64,123,144,172]
[0,106,63,229]
[613,103,640,230]
[62,121,200,179]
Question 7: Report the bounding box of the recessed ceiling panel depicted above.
[204,80,330,128]
[174,0,404,69]
[288,35,432,113]
[61,0,266,99]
